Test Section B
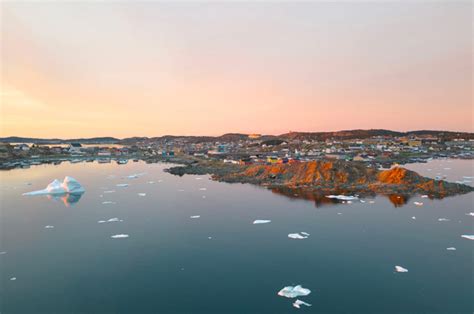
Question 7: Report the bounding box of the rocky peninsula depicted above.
[166,159,474,199]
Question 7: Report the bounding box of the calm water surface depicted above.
[1,159,473,313]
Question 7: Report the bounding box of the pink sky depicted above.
[1,2,472,138]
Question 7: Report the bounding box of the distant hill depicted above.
[1,129,472,144]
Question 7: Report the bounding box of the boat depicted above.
[116,159,128,165]
[98,159,111,164]
[70,159,81,163]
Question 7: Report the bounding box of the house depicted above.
[14,144,30,151]
[67,143,82,153]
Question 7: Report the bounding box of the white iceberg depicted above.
[326,195,358,201]
[10,277,16,281]
[0,251,6,255]
[111,234,129,239]
[395,266,408,273]
[466,213,474,216]
[277,285,311,298]
[421,195,429,198]
[102,201,116,205]
[103,190,116,194]
[126,173,144,179]
[413,202,423,206]
[288,232,310,239]
[461,235,474,240]
[190,215,200,219]
[438,218,450,222]
[116,183,129,187]
[293,299,312,309]
[148,181,155,184]
[23,176,85,196]
[199,188,207,191]
[253,220,271,224]
[412,216,416,220]
[44,225,54,229]
[446,247,456,251]
[138,193,146,197]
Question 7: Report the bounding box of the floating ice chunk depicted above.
[116,184,129,187]
[10,277,16,281]
[23,176,85,196]
[195,177,202,180]
[461,235,474,240]
[98,220,106,224]
[438,218,450,222]
[126,173,144,179]
[300,232,310,236]
[412,216,416,220]
[293,299,312,309]
[277,285,311,298]
[148,181,155,184]
[326,195,358,201]
[158,180,163,183]
[360,200,366,203]
[138,193,146,197]
[103,190,115,194]
[421,195,429,198]
[253,220,271,224]
[463,176,474,179]
[413,202,423,206]
[337,213,342,215]
[395,266,408,273]
[288,233,309,239]
[202,195,206,199]
[107,218,120,222]
[111,234,129,239]
[178,189,185,192]
[466,213,474,216]
[208,236,212,239]
[443,168,451,170]
[369,200,375,204]
[102,201,116,205]
[44,225,54,229]
[446,247,456,251]
[190,215,200,219]
[0,251,6,255]
[199,188,207,191]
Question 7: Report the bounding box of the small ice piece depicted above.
[369,200,375,204]
[44,225,54,229]
[126,173,144,179]
[138,193,146,197]
[446,247,456,251]
[10,277,16,281]
[443,168,451,170]
[421,195,429,198]
[463,176,474,179]
[202,195,206,199]
[326,195,358,201]
[0,251,6,255]
[116,183,129,187]
[111,234,129,239]
[107,218,120,222]
[148,181,155,184]
[395,266,408,273]
[413,202,423,206]
[277,285,311,298]
[293,299,312,309]
[412,216,416,220]
[438,218,450,222]
[208,236,212,239]
[466,213,474,216]
[190,215,200,219]
[199,188,207,191]
[300,232,310,236]
[461,235,474,240]
[253,220,271,224]
[288,233,309,239]
[337,212,342,215]
[104,190,115,194]
[360,199,366,203]
[178,189,185,192]
[158,179,163,183]
[102,201,116,205]
[23,176,85,196]
[195,177,202,180]
[98,220,106,224]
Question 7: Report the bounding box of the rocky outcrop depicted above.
[167,160,473,198]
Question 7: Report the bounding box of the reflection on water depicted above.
[46,193,83,207]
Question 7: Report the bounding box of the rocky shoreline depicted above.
[165,159,474,199]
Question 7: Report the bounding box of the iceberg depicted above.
[138,193,146,197]
[103,190,115,194]
[253,220,271,224]
[116,184,129,187]
[288,232,309,239]
[411,216,416,220]
[199,188,207,191]
[326,195,358,201]
[102,201,116,205]
[461,235,474,240]
[466,213,474,217]
[438,218,450,222]
[10,277,16,281]
[421,195,429,198]
[190,215,200,219]
[446,247,456,251]
[277,285,311,298]
[23,176,85,196]
[413,202,423,206]
[44,225,54,229]
[395,266,408,273]
[293,299,312,309]
[111,234,129,239]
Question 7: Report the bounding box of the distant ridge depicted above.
[1,129,472,144]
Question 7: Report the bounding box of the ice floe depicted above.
[0,251,6,255]
[277,285,311,298]
[395,266,408,273]
[10,277,16,281]
[411,216,416,220]
[103,190,115,194]
[466,213,474,216]
[99,218,122,223]
[199,188,207,191]
[413,202,423,206]
[190,215,200,219]
[23,176,85,196]
[148,181,155,184]
[293,299,312,309]
[446,247,456,251]
[138,193,146,197]
[44,225,54,229]
[111,234,129,239]
[288,232,310,239]
[126,173,144,179]
[326,195,358,201]
[253,220,271,224]
[116,183,129,187]
[461,235,474,240]
[102,201,116,205]
[421,195,429,198]
[437,218,450,222]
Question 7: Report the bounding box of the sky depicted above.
[1,1,472,138]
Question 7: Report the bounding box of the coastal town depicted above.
[1,130,473,170]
